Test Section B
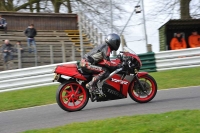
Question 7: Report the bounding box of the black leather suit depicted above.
[80,43,119,89]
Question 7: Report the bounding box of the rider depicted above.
[80,33,121,93]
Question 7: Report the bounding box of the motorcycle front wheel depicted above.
[128,74,157,103]
[56,80,89,112]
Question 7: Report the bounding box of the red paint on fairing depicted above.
[137,72,148,77]
[54,64,87,81]
[105,74,131,97]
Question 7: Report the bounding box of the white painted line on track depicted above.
[158,85,200,91]
[0,85,200,113]
[0,103,57,114]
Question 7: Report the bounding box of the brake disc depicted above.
[134,80,151,96]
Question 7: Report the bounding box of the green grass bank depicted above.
[23,110,200,133]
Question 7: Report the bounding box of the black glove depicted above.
[107,64,121,71]
[87,56,95,64]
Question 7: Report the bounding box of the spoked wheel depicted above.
[128,74,157,103]
[56,81,89,112]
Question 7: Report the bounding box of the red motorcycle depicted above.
[53,47,157,112]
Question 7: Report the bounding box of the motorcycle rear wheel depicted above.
[128,74,157,103]
[56,80,89,112]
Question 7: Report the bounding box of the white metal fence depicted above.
[155,47,200,71]
[1,47,200,93]
[0,61,77,93]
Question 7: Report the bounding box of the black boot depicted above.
[86,76,100,93]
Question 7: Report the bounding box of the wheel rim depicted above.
[131,76,156,101]
[60,83,87,110]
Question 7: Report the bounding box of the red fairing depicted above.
[105,74,130,97]
[110,58,121,65]
[124,52,142,66]
[137,72,148,77]
[54,64,87,81]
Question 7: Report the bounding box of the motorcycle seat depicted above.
[78,68,92,78]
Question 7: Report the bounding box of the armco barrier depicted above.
[155,47,200,71]
[155,47,200,60]
[1,47,200,92]
[138,52,156,72]
[0,61,77,93]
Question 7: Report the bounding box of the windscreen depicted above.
[123,47,137,55]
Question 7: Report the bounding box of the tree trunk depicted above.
[7,0,14,11]
[51,0,62,13]
[66,0,72,13]
[36,1,40,12]
[0,0,7,11]
[180,0,191,19]
[29,0,34,12]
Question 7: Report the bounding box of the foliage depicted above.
[0,0,199,35]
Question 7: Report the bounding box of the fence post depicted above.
[61,41,66,62]
[121,35,125,51]
[90,24,94,44]
[34,46,37,66]
[71,45,75,61]
[78,12,84,58]
[99,33,102,44]
[84,17,89,35]
[147,44,152,52]
[50,45,54,64]
[17,45,22,68]
[95,28,98,45]
[82,15,86,33]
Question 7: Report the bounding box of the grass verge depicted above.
[0,85,58,112]
[150,66,200,89]
[1,67,200,111]
[23,110,200,133]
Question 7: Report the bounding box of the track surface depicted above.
[0,86,200,133]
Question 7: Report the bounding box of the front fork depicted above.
[133,72,148,94]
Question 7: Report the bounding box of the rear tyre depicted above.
[128,74,157,103]
[56,80,89,112]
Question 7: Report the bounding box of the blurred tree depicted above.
[0,0,14,11]
[147,0,199,21]
[0,0,130,34]
[180,0,191,19]
[0,0,199,34]
[51,0,62,13]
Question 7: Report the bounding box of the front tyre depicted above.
[56,81,89,112]
[128,74,157,103]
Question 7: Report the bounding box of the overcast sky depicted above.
[114,0,199,54]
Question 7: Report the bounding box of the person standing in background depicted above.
[15,41,24,54]
[24,24,37,53]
